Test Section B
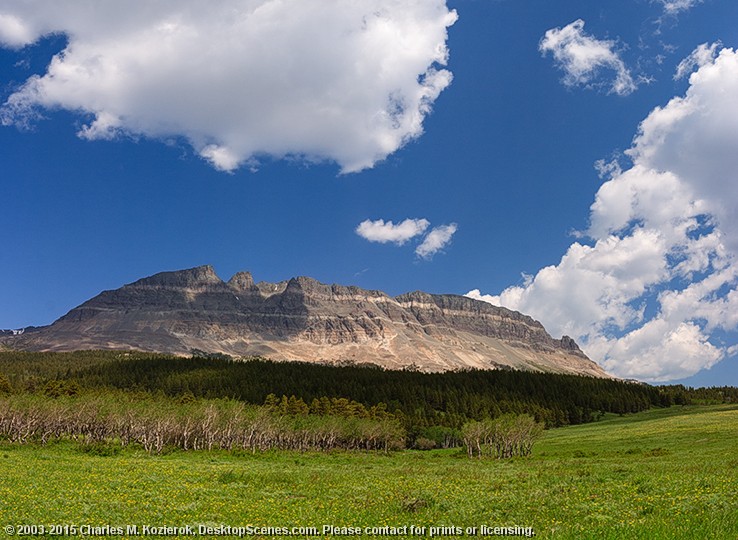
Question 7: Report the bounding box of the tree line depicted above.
[30,353,666,426]
[0,392,405,454]
[1,350,734,451]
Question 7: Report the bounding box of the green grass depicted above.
[1,405,736,539]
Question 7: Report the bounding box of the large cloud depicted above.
[0,0,457,173]
[468,48,738,382]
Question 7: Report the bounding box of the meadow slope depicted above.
[1,404,736,539]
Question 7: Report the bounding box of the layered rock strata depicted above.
[3,266,610,377]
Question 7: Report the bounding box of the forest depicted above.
[0,350,735,452]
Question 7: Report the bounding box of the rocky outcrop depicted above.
[2,266,611,378]
[0,327,40,337]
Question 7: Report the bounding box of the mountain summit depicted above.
[3,266,610,377]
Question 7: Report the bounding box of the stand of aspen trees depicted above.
[461,414,544,459]
[0,392,405,454]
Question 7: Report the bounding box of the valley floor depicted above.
[1,405,736,539]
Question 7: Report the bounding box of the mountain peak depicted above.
[132,265,222,287]
[1,266,611,378]
[228,271,255,291]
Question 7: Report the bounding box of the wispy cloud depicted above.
[0,0,457,173]
[356,218,430,245]
[468,47,738,382]
[674,42,721,80]
[656,0,703,16]
[539,19,637,96]
[415,223,457,260]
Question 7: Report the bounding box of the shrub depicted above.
[414,437,437,450]
[0,373,11,395]
[462,414,544,459]
[77,441,121,457]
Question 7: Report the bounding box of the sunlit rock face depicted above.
[4,266,611,378]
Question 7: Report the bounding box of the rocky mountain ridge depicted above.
[2,266,610,378]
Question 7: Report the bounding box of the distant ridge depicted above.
[1,266,611,378]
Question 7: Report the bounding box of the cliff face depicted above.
[4,266,611,377]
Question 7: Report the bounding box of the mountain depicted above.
[1,265,610,377]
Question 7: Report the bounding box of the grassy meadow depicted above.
[1,404,736,539]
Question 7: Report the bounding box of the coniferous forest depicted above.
[0,350,735,451]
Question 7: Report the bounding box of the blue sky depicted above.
[1,0,737,385]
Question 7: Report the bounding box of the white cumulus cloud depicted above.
[415,223,457,260]
[468,47,738,382]
[0,0,458,173]
[539,19,637,96]
[356,218,430,245]
[0,13,33,48]
[357,218,457,260]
